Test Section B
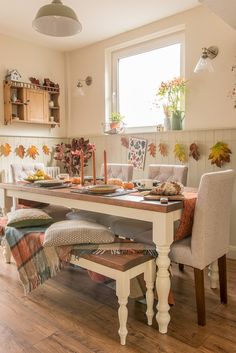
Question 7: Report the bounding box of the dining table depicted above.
[0,182,183,334]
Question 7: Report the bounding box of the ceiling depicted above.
[200,0,236,30]
[0,0,199,52]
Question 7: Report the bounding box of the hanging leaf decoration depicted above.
[174,144,187,162]
[26,145,39,160]
[148,143,156,157]
[189,143,200,161]
[158,143,168,157]
[1,143,12,157]
[15,145,26,159]
[208,141,232,168]
[42,145,50,155]
[121,136,129,148]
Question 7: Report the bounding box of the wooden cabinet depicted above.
[3,80,60,126]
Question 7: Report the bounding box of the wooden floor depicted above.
[0,250,236,353]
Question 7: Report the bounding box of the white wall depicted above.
[0,34,67,137]
[67,5,236,136]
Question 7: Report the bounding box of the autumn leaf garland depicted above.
[208,141,232,168]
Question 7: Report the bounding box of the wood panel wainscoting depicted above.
[0,249,235,352]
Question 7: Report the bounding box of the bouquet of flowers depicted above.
[157,77,186,113]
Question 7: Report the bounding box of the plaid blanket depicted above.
[5,227,72,294]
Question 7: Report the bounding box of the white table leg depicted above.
[144,259,155,325]
[116,273,130,345]
[153,213,174,334]
[208,260,219,289]
[0,188,12,263]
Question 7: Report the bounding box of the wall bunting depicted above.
[158,143,168,157]
[174,143,187,163]
[15,145,26,159]
[189,143,200,161]
[128,137,147,170]
[208,141,232,168]
[1,143,11,157]
[42,145,50,155]
[120,136,129,148]
[148,143,156,157]
[26,145,39,160]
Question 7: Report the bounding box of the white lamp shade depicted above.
[194,57,214,73]
[32,0,82,37]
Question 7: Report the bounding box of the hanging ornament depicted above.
[42,145,50,155]
[189,143,200,161]
[15,145,26,159]
[121,136,129,148]
[1,143,12,157]
[158,143,168,157]
[174,144,187,163]
[148,143,156,157]
[208,141,232,168]
[26,145,39,160]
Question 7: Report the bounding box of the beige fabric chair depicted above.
[10,163,69,221]
[148,164,188,185]
[170,170,235,325]
[100,163,133,181]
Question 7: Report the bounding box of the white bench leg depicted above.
[116,273,130,346]
[208,260,219,289]
[144,260,155,325]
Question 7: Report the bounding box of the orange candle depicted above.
[104,150,107,184]
[92,150,96,185]
[80,150,84,186]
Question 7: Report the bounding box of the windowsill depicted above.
[123,126,159,134]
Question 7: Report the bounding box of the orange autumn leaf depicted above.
[148,143,156,157]
[26,145,39,160]
[15,145,26,159]
[158,143,168,157]
[189,143,200,161]
[1,143,11,157]
[42,145,50,155]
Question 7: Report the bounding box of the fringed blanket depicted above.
[5,227,72,293]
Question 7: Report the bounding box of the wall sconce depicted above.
[76,76,92,96]
[194,46,219,73]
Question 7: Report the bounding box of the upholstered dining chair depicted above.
[100,163,133,181]
[148,164,188,185]
[170,169,235,325]
[9,163,69,221]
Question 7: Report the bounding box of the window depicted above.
[108,30,184,130]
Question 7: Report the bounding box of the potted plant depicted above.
[110,112,124,129]
[157,77,186,130]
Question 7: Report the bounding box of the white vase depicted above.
[163,117,171,131]
[49,100,54,108]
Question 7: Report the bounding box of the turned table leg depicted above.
[144,259,155,325]
[116,273,130,345]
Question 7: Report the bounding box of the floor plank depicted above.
[0,249,236,353]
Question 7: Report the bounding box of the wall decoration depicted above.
[148,143,156,157]
[42,145,50,155]
[189,143,200,161]
[174,143,187,163]
[5,69,21,81]
[208,141,232,168]
[158,143,168,157]
[54,138,94,175]
[15,145,26,159]
[128,137,147,170]
[1,143,12,157]
[121,136,129,148]
[26,145,39,160]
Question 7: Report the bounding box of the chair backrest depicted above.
[100,163,133,181]
[9,163,45,182]
[191,170,235,269]
[148,164,188,186]
[45,166,61,179]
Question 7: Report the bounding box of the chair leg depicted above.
[194,268,206,326]
[218,255,227,304]
[116,273,130,345]
[144,260,155,325]
[178,263,184,272]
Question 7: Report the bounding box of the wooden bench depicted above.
[70,252,156,345]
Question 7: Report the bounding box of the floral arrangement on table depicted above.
[54,138,94,175]
[156,77,186,130]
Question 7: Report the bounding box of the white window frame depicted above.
[105,25,185,133]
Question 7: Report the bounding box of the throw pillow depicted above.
[7,208,52,228]
[174,192,197,241]
[43,220,115,247]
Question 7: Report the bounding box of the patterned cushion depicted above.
[7,208,52,228]
[43,220,115,247]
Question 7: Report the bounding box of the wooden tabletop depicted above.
[0,182,183,213]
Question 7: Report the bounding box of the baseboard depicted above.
[228,245,236,259]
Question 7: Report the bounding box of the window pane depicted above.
[118,43,181,127]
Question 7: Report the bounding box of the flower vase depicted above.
[171,111,184,130]
[163,117,171,131]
